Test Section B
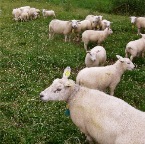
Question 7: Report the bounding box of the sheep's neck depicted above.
[113,61,126,76]
[66,84,80,104]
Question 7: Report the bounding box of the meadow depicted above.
[0,0,145,143]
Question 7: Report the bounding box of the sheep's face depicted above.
[93,16,100,25]
[106,28,113,34]
[40,78,75,102]
[88,51,96,61]
[103,20,112,27]
[116,55,135,70]
[71,20,79,29]
[130,16,136,24]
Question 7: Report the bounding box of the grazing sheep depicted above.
[85,46,107,67]
[12,8,21,21]
[42,9,56,18]
[76,55,135,95]
[82,27,113,50]
[28,8,38,20]
[49,19,80,42]
[130,16,145,34]
[40,67,145,144]
[19,11,29,22]
[125,33,145,61]
[85,15,101,30]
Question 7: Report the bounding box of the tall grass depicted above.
[0,0,145,143]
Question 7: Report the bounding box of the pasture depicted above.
[0,0,145,143]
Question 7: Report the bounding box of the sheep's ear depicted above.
[116,55,124,62]
[63,66,71,79]
[64,80,75,87]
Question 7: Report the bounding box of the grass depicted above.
[0,0,145,143]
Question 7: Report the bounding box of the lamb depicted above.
[85,15,101,30]
[19,11,29,22]
[42,9,56,18]
[28,8,38,20]
[85,46,107,67]
[82,27,113,50]
[49,19,80,42]
[125,33,145,61]
[40,67,145,144]
[72,20,92,41]
[76,55,135,95]
[12,8,21,21]
[130,16,145,34]
[99,19,113,30]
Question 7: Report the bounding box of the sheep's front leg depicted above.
[130,55,134,61]
[109,86,115,96]
[137,28,141,34]
[84,43,88,51]
[64,35,68,42]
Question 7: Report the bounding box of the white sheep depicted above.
[82,27,113,50]
[125,33,145,61]
[19,11,29,22]
[12,8,21,21]
[99,19,113,30]
[42,9,56,18]
[76,55,135,95]
[130,16,145,34]
[49,19,80,42]
[28,8,38,20]
[40,67,145,144]
[85,46,107,67]
[71,20,91,41]
[85,15,101,30]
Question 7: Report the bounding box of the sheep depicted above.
[125,33,145,61]
[71,20,92,41]
[76,55,135,96]
[40,67,145,144]
[130,16,145,34]
[85,46,107,67]
[42,9,56,18]
[19,11,29,22]
[99,19,113,30]
[28,8,38,20]
[49,19,80,42]
[12,8,21,21]
[82,27,113,51]
[85,15,101,30]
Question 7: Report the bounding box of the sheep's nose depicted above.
[40,94,44,98]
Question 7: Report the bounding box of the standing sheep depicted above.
[125,33,145,61]
[76,55,135,95]
[85,46,107,67]
[40,67,145,144]
[82,27,113,51]
[49,19,80,42]
[99,19,113,30]
[130,16,145,34]
[12,8,21,21]
[85,15,101,30]
[42,9,56,18]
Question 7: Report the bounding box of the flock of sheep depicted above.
[12,6,55,21]
[12,4,145,144]
[39,9,145,144]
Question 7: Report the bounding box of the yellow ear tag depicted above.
[132,25,134,29]
[65,71,70,77]
[63,66,71,78]
[96,25,99,29]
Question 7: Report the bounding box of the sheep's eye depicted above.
[54,88,62,93]
[127,62,130,64]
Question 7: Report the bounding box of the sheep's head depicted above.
[71,20,80,29]
[103,20,113,28]
[87,49,101,62]
[130,16,137,24]
[116,55,135,70]
[40,67,75,102]
[105,27,113,34]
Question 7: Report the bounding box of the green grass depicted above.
[0,0,145,143]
